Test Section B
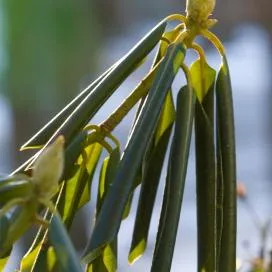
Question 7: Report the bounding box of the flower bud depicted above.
[186,0,216,23]
[236,182,247,199]
[32,135,65,200]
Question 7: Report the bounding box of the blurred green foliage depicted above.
[3,0,100,112]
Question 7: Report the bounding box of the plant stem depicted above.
[200,29,225,55]
[99,58,163,133]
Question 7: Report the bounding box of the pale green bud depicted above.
[186,0,216,23]
[32,135,65,200]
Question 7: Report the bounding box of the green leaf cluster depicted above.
[0,9,236,272]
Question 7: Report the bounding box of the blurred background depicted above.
[1,0,272,271]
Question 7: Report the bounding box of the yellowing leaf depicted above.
[190,59,216,103]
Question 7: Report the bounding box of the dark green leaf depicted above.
[129,91,175,263]
[195,81,216,272]
[125,28,178,235]
[151,85,195,272]
[216,56,237,272]
[82,42,186,264]
[191,57,217,271]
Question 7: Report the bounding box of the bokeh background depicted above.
[1,0,272,271]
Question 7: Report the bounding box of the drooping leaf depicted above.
[190,58,216,102]
[194,75,216,272]
[125,29,178,242]
[151,85,195,272]
[190,54,217,271]
[128,91,175,263]
[128,27,180,263]
[216,56,237,272]
[121,40,164,226]
[48,214,82,272]
[82,42,186,264]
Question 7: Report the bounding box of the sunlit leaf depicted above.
[62,142,102,227]
[20,241,42,272]
[190,58,216,102]
[0,253,10,271]
[47,246,57,271]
